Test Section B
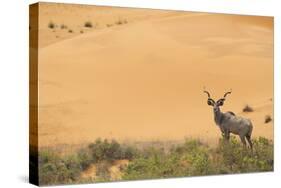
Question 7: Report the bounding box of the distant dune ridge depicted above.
[36,2,273,147]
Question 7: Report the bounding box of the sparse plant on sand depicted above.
[48,21,55,29]
[60,24,67,29]
[84,21,93,28]
[115,18,128,25]
[265,115,272,124]
[243,104,254,112]
[68,29,73,33]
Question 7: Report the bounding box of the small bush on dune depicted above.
[180,141,212,175]
[62,155,82,181]
[60,24,67,29]
[88,139,138,162]
[68,29,73,33]
[123,145,140,160]
[115,18,128,25]
[88,139,121,162]
[77,148,93,170]
[216,136,273,173]
[84,21,93,28]
[243,105,254,112]
[216,137,249,172]
[48,21,55,29]
[265,115,272,124]
[38,150,60,185]
[38,150,81,185]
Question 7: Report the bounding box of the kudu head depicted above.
[203,87,232,113]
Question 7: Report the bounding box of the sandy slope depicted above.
[36,3,273,147]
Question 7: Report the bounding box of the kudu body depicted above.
[204,89,253,149]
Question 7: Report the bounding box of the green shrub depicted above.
[88,139,120,162]
[77,148,92,170]
[39,150,84,185]
[216,136,273,173]
[123,151,182,180]
[123,137,273,180]
[88,139,138,162]
[123,140,213,180]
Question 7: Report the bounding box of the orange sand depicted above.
[35,3,273,147]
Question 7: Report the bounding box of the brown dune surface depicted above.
[36,3,273,147]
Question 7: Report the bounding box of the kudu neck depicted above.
[213,107,223,126]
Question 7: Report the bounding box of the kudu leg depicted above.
[225,132,230,141]
[246,135,253,150]
[221,131,230,144]
[239,135,247,147]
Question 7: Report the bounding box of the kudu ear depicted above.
[207,99,215,106]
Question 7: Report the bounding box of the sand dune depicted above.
[36,3,273,147]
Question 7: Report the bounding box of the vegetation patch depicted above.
[38,137,273,185]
